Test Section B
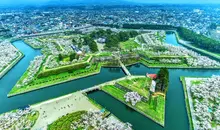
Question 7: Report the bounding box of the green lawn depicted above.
[27,111,40,127]
[120,38,140,50]
[48,111,86,130]
[102,85,165,125]
[96,52,113,57]
[117,77,152,98]
[9,64,101,96]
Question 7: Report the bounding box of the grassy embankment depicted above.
[174,31,220,61]
[8,63,101,96]
[101,85,165,126]
[180,77,194,130]
[0,51,24,78]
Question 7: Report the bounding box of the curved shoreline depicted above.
[172,31,220,62]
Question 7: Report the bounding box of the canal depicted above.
[0,33,219,130]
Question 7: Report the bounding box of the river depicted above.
[0,34,219,130]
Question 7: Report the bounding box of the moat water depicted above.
[0,34,219,130]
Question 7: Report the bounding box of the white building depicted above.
[150,80,156,93]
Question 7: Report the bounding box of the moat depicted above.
[0,33,219,130]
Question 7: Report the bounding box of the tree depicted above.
[148,92,152,105]
[119,31,130,41]
[177,27,220,53]
[69,53,76,61]
[89,41,98,52]
[58,54,63,61]
[72,39,76,44]
[156,68,169,93]
[154,96,158,110]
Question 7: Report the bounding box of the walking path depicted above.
[118,60,131,76]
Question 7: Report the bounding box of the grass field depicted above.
[117,77,152,98]
[102,85,165,125]
[120,38,140,50]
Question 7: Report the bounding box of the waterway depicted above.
[0,41,125,114]
[165,32,183,47]
[0,34,219,130]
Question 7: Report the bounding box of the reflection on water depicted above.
[108,67,122,73]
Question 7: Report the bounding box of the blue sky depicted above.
[1,0,220,6]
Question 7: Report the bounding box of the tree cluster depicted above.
[58,53,79,62]
[122,24,176,30]
[156,68,169,93]
[90,29,138,49]
[177,27,220,53]
[81,36,98,52]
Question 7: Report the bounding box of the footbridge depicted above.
[118,60,131,76]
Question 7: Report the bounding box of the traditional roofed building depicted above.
[147,73,157,79]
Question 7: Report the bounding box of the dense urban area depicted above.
[0,4,219,130]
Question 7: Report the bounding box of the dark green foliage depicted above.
[105,34,120,48]
[72,39,76,44]
[177,27,220,53]
[92,23,120,28]
[118,31,130,41]
[38,63,89,78]
[82,36,98,52]
[90,41,99,52]
[129,31,139,37]
[148,93,152,105]
[122,24,176,30]
[154,96,158,110]
[156,68,169,93]
[48,111,86,130]
[69,53,76,61]
[58,54,63,61]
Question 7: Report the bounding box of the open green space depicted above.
[95,52,113,58]
[48,111,86,130]
[9,63,101,96]
[27,111,40,127]
[117,77,152,98]
[101,85,165,126]
[119,38,140,50]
